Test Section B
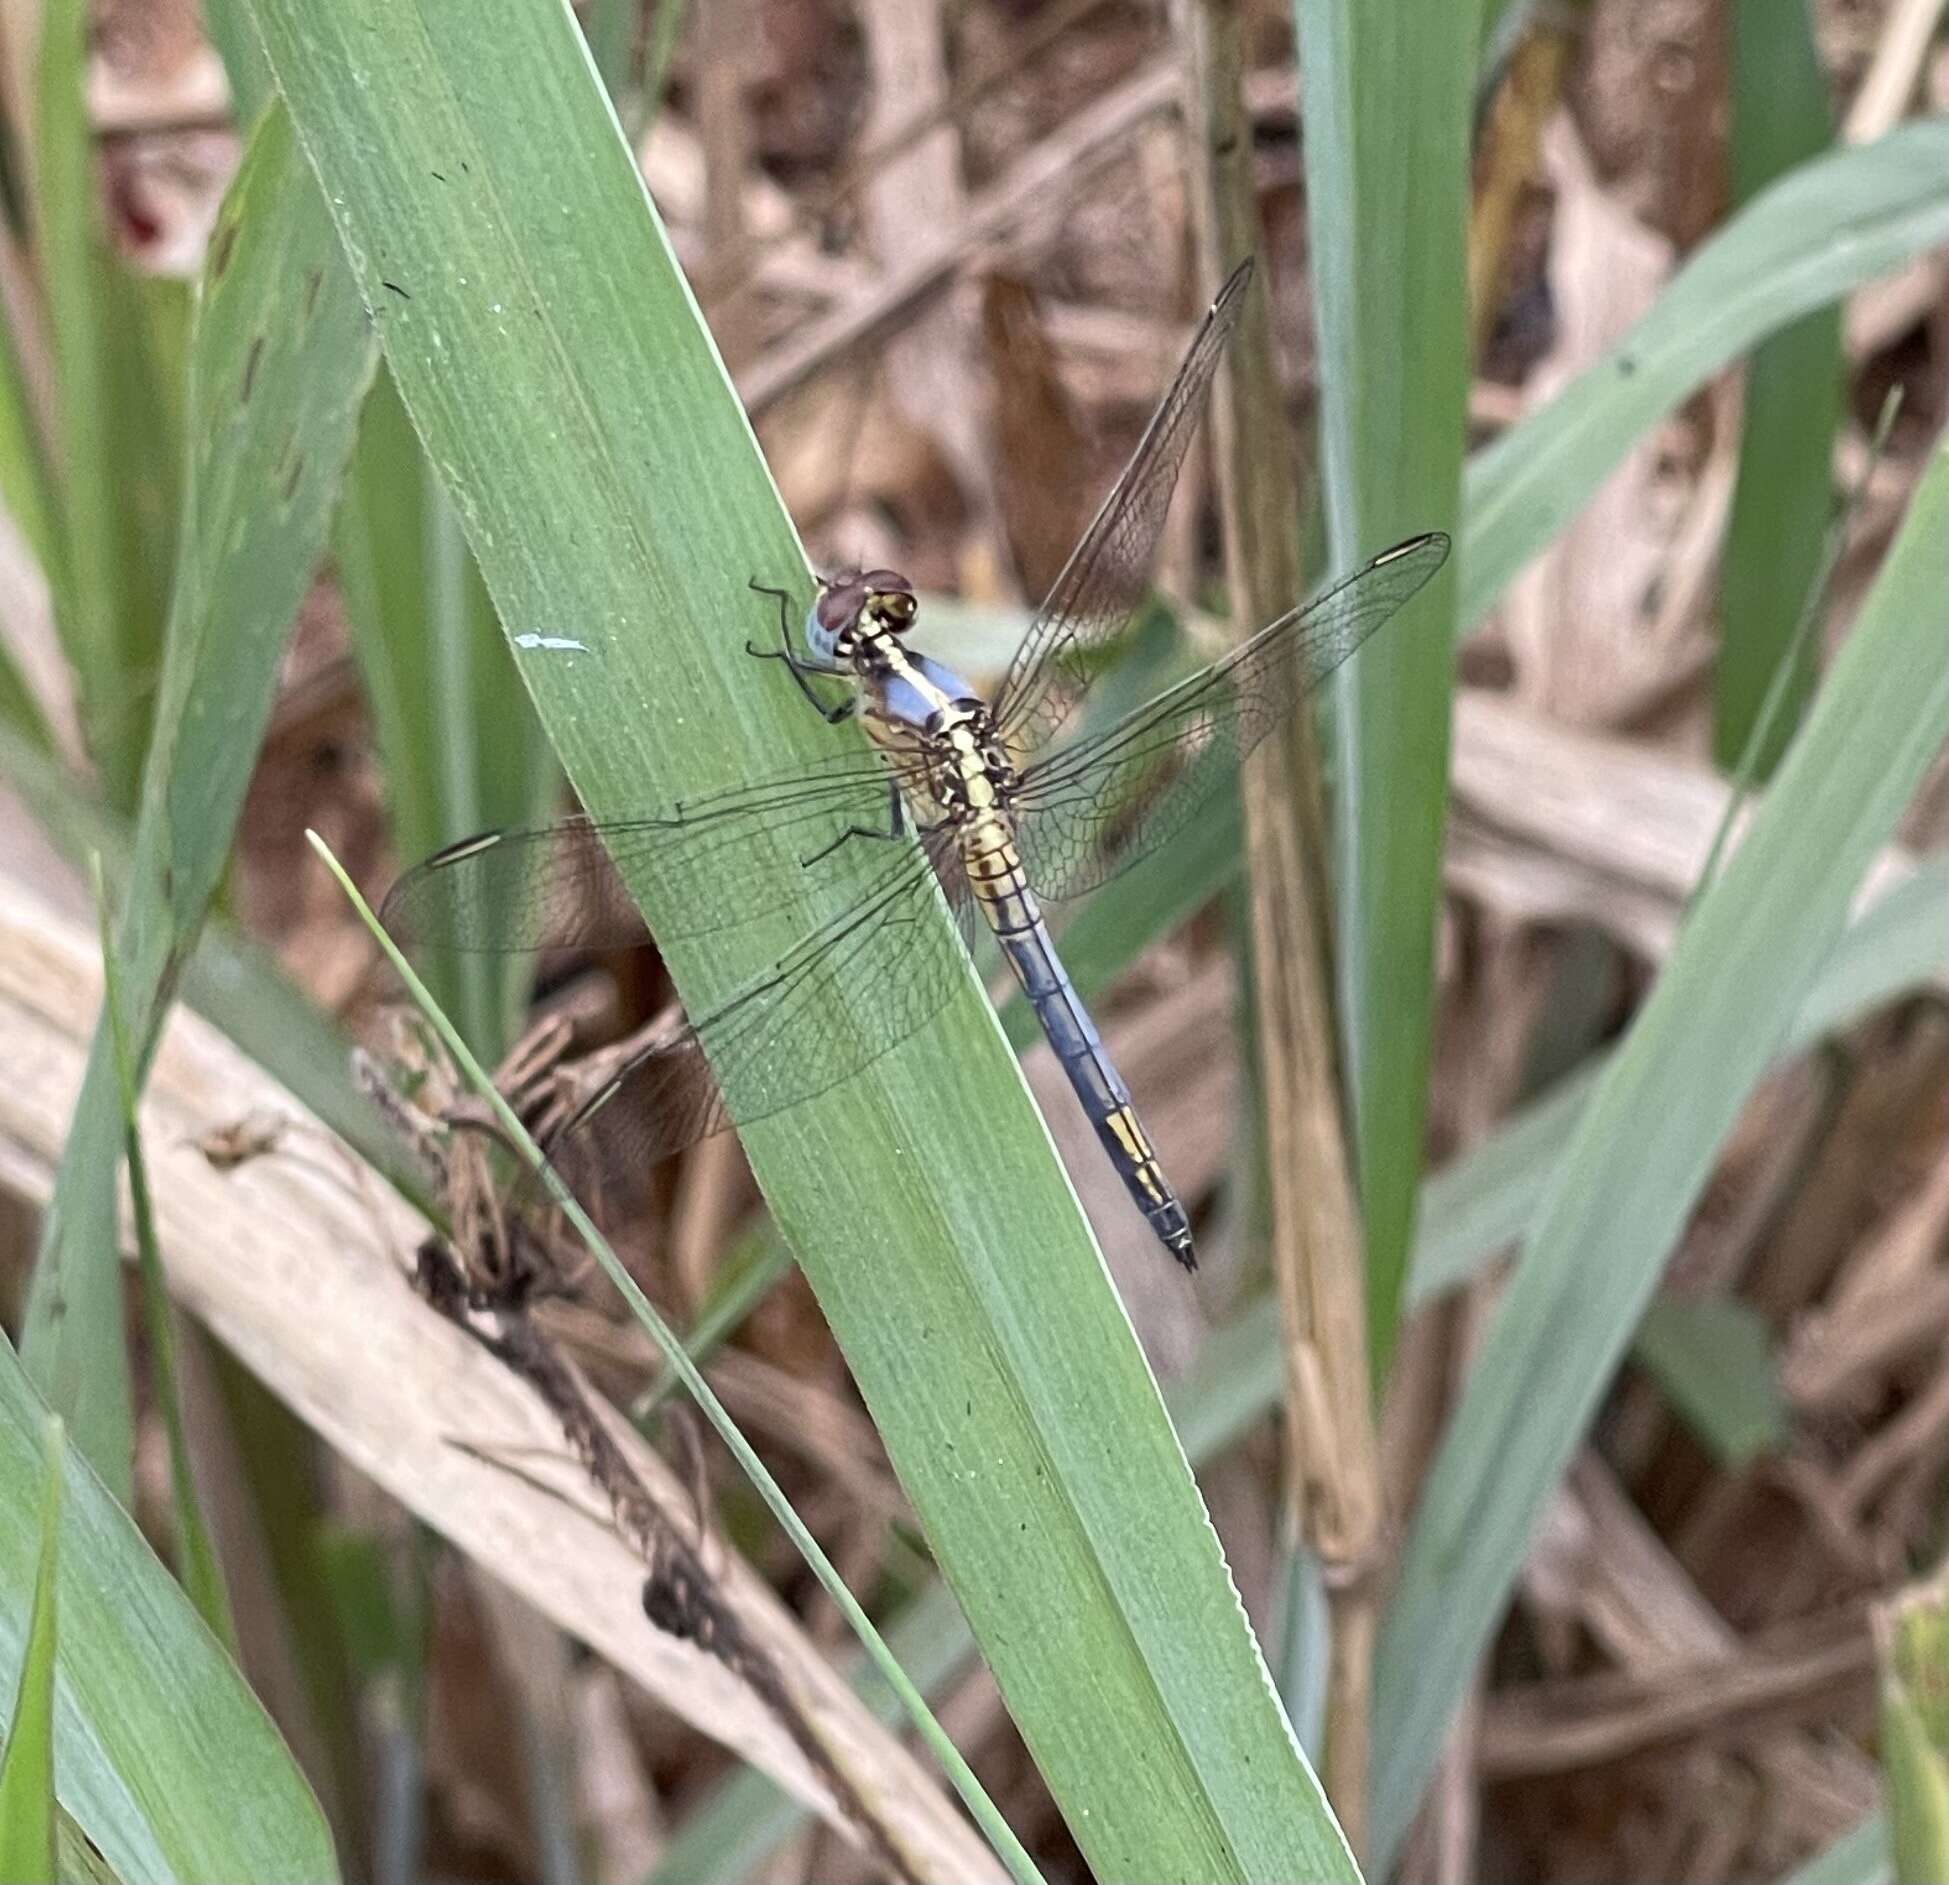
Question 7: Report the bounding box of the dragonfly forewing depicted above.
[988,260,1255,755]
[1010,531,1450,904]
[380,743,941,958]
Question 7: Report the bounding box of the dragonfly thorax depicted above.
[922,710,1016,821]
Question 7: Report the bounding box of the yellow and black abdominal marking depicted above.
[896,650,1195,1264]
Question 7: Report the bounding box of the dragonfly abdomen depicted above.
[962,818,1195,1270]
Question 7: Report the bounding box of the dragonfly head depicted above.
[810,567,917,661]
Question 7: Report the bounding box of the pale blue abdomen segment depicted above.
[876,653,982,733]
[988,898,1195,1266]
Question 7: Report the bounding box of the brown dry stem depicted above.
[1181,0,1385,1856]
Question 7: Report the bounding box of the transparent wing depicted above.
[1011,533,1450,902]
[537,825,980,1179]
[987,261,1253,756]
[380,735,938,952]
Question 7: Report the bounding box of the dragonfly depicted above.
[382,259,1448,1270]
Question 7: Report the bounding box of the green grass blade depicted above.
[1879,1578,1949,1885]
[1294,0,1476,1368]
[1463,119,1949,633]
[1631,1297,1787,1466]
[0,1416,62,1885]
[32,0,184,808]
[1372,438,1949,1864]
[32,0,111,760]
[337,364,555,1054]
[0,242,64,612]
[310,833,1043,1885]
[95,865,239,1655]
[1409,850,1949,1306]
[1715,0,1842,776]
[248,3,1356,1873]
[20,101,381,1495]
[0,1339,337,1882]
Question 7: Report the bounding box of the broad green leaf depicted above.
[246,1,1354,1876]
[0,1339,336,1882]
[1716,0,1841,776]
[21,104,381,1495]
[1296,0,1478,1370]
[1463,119,1949,633]
[0,1416,61,1885]
[1373,440,1949,1865]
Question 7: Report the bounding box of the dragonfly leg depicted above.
[746,579,856,724]
[799,774,907,869]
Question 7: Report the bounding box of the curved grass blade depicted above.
[0,1342,338,1882]
[1715,0,1842,777]
[0,1416,61,1885]
[1372,439,1949,1865]
[20,101,381,1493]
[1462,118,1949,632]
[1295,0,1475,1368]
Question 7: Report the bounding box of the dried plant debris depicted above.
[357,1024,913,1878]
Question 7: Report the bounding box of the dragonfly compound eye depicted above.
[865,584,917,632]
[814,579,867,635]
